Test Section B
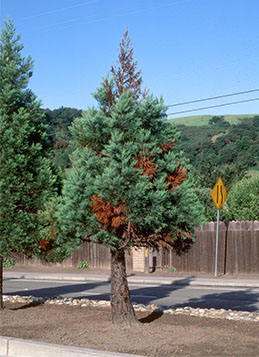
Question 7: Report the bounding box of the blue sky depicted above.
[1,0,259,118]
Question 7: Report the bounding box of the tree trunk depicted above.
[0,258,3,309]
[110,248,138,326]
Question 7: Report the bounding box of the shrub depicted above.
[227,175,259,220]
[77,261,90,269]
[3,258,16,269]
[168,266,177,273]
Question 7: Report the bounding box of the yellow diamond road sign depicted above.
[211,177,227,210]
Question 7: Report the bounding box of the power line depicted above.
[167,89,259,108]
[16,0,189,35]
[20,0,98,21]
[167,97,259,116]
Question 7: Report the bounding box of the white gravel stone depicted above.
[4,294,259,323]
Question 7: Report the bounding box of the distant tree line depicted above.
[175,115,259,170]
[174,115,259,221]
[44,112,259,175]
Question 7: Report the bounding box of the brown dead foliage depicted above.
[166,165,187,191]
[90,195,127,230]
[104,79,116,110]
[135,151,158,180]
[160,139,175,153]
[157,234,175,249]
[38,239,50,251]
[104,28,148,109]
[50,230,57,239]
[111,28,147,101]
[54,138,68,151]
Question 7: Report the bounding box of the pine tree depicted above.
[58,30,203,325]
[0,19,57,308]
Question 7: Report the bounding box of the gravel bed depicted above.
[3,294,259,322]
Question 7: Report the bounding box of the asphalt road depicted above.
[4,278,259,312]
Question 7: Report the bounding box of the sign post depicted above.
[210,177,227,277]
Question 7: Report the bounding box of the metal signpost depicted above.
[210,177,227,277]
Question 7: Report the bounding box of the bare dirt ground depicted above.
[1,301,259,356]
[3,265,259,355]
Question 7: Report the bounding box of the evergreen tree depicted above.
[0,19,57,308]
[58,30,203,325]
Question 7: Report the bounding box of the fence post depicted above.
[223,221,229,275]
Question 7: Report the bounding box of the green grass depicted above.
[168,114,256,126]
[247,169,259,176]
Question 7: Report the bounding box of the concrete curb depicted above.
[0,336,143,357]
[3,272,111,283]
[3,271,259,289]
[127,276,259,288]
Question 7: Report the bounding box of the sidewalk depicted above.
[0,336,143,357]
[4,269,259,289]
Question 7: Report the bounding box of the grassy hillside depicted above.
[168,114,256,126]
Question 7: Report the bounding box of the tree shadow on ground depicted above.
[129,280,259,312]
[139,310,164,324]
[128,276,194,304]
[3,279,111,299]
[5,276,194,302]
[10,301,44,310]
[174,288,259,312]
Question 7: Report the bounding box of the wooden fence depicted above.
[13,242,132,271]
[12,221,259,275]
[160,221,259,274]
